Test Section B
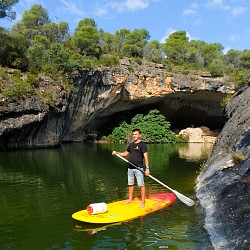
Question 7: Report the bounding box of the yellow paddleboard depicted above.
[72,193,176,224]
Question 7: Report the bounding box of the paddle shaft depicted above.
[115,154,175,192]
[115,153,194,206]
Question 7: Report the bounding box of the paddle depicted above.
[115,154,194,207]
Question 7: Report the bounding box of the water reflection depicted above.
[0,143,212,249]
[178,143,213,162]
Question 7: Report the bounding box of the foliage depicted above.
[122,28,150,58]
[209,59,224,77]
[107,109,179,143]
[162,31,189,65]
[143,40,162,63]
[0,69,35,100]
[12,4,50,41]
[0,0,18,20]
[232,69,250,88]
[220,94,232,108]
[72,18,101,58]
[0,29,28,70]
[0,3,250,90]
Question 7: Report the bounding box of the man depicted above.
[112,129,150,208]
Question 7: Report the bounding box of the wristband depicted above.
[146,166,150,169]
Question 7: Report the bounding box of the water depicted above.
[0,143,213,249]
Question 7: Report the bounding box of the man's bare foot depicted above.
[124,199,133,204]
[139,202,145,208]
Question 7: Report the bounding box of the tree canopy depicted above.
[0,3,249,87]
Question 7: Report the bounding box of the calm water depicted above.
[0,143,213,250]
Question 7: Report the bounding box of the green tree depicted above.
[112,29,130,54]
[72,18,101,58]
[42,42,70,73]
[239,50,250,69]
[0,29,28,69]
[27,43,46,73]
[100,31,114,54]
[187,40,206,67]
[122,28,150,58]
[42,21,69,43]
[224,49,240,68]
[12,4,50,40]
[0,0,18,20]
[209,59,224,77]
[112,121,131,143]
[202,43,223,67]
[162,31,189,64]
[143,40,162,63]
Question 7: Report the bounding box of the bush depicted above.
[108,109,178,143]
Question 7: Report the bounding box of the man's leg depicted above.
[124,169,135,204]
[124,185,134,204]
[134,169,146,208]
[128,185,134,201]
[140,186,146,208]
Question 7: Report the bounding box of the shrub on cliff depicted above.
[106,109,180,143]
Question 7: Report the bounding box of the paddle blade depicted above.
[173,190,194,206]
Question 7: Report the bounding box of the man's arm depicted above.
[143,152,150,176]
[112,150,130,157]
[143,152,149,167]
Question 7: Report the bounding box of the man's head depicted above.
[132,129,141,142]
[132,129,141,134]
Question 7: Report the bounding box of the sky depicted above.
[1,0,250,53]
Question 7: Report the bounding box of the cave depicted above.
[87,91,226,138]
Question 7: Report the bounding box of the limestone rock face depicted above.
[0,64,235,148]
[0,75,71,149]
[196,84,250,249]
[63,64,234,141]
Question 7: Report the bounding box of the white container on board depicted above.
[87,202,108,214]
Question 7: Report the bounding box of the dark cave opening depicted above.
[93,100,225,138]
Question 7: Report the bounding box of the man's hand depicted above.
[145,168,150,176]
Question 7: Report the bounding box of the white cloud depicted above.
[124,0,149,11]
[95,7,109,17]
[205,0,230,11]
[229,34,240,43]
[60,0,85,17]
[205,0,248,18]
[231,6,248,17]
[160,28,176,43]
[182,2,199,16]
[107,0,149,12]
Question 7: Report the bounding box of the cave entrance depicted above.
[93,100,225,138]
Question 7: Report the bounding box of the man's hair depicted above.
[132,128,141,134]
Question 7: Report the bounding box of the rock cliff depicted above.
[196,84,250,249]
[0,62,234,149]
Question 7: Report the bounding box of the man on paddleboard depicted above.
[112,129,150,208]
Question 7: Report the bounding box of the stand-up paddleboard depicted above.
[72,193,176,224]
